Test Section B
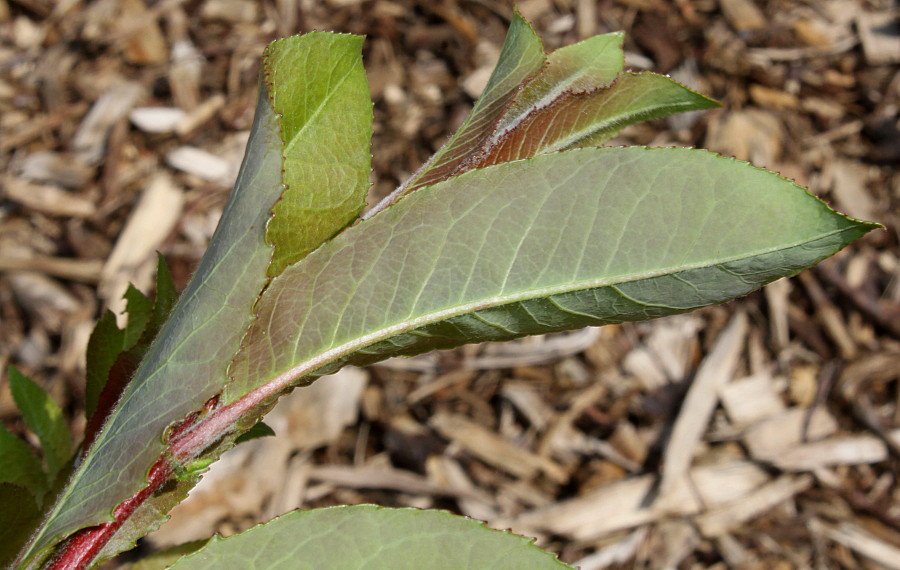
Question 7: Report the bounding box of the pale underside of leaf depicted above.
[264,33,373,277]
[169,505,571,570]
[476,72,720,167]
[19,87,286,567]
[223,147,874,406]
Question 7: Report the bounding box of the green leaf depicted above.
[476,72,721,167]
[234,421,275,445]
[264,33,373,277]
[122,285,152,347]
[380,11,545,204]
[84,310,120,420]
[0,483,41,569]
[0,424,47,501]
[168,506,571,569]
[84,286,150,420]
[8,366,71,482]
[223,147,876,407]
[145,253,178,342]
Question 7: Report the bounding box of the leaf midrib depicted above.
[280,57,356,157]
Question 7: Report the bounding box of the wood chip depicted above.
[857,12,900,65]
[720,373,786,426]
[720,0,766,32]
[72,82,144,166]
[694,474,813,537]
[657,312,746,503]
[515,472,694,540]
[764,278,791,349]
[276,367,368,450]
[742,407,838,460]
[166,146,236,185]
[770,429,900,471]
[426,455,498,521]
[17,151,95,189]
[129,106,188,133]
[501,382,555,431]
[99,173,184,321]
[0,255,103,283]
[705,110,783,168]
[120,0,167,65]
[430,412,567,483]
[169,39,203,110]
[200,0,258,23]
[309,461,481,499]
[810,519,900,570]
[176,93,226,137]
[572,528,647,570]
[6,271,81,330]
[2,176,94,217]
[829,159,877,223]
[749,85,799,109]
[514,460,767,541]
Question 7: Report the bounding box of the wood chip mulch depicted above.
[1,0,898,568]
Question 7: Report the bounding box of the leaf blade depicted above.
[224,147,876,405]
[8,366,71,482]
[496,31,624,136]
[478,72,720,167]
[265,33,373,277]
[0,424,47,501]
[0,483,41,568]
[168,506,571,569]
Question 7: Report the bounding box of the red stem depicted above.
[44,460,173,570]
[42,402,211,569]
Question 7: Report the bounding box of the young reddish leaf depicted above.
[368,10,546,215]
[8,366,71,482]
[0,424,47,501]
[0,483,40,568]
[476,72,720,167]
[496,31,624,136]
[264,33,373,277]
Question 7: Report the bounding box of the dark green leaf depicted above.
[8,366,71,481]
[0,424,47,501]
[0,483,40,568]
[234,421,275,445]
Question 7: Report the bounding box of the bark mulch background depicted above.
[1,0,899,568]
